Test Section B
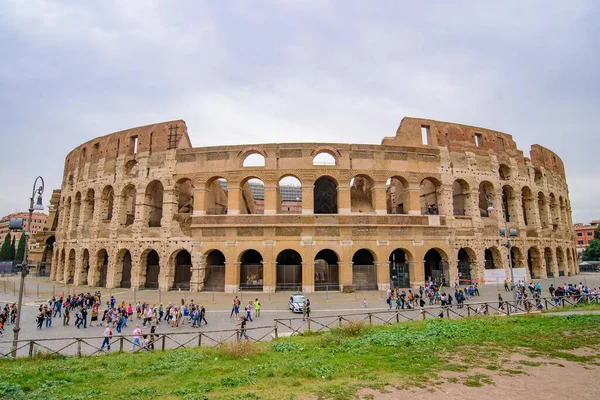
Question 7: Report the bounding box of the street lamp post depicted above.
[11,176,45,358]
[486,193,517,301]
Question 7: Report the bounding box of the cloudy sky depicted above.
[0,1,598,223]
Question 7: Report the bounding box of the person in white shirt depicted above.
[101,324,112,351]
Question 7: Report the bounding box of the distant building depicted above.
[0,212,49,245]
[574,220,599,257]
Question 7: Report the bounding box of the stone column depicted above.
[88,251,99,287]
[263,184,278,215]
[337,186,351,214]
[406,183,421,215]
[133,188,146,228]
[410,260,424,287]
[193,188,207,216]
[375,261,387,291]
[301,185,314,215]
[190,259,206,292]
[371,184,388,215]
[161,188,178,228]
[225,261,240,293]
[302,261,315,293]
[465,190,479,217]
[262,241,276,293]
[436,184,453,216]
[227,185,241,215]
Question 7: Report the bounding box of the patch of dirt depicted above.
[562,346,600,358]
[357,358,600,400]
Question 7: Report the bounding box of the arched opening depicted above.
[278,176,302,214]
[173,250,192,290]
[527,247,542,279]
[458,248,475,283]
[83,189,95,223]
[549,193,559,229]
[204,250,225,291]
[352,249,377,290]
[101,186,114,221]
[175,178,194,214]
[498,164,510,181]
[125,159,139,177]
[544,247,553,278]
[538,192,549,228]
[314,249,340,291]
[478,182,494,217]
[41,236,55,275]
[314,176,338,214]
[81,249,90,285]
[240,250,264,290]
[239,178,264,214]
[556,247,565,277]
[389,248,410,288]
[276,249,302,291]
[510,247,524,269]
[96,249,108,287]
[66,249,76,284]
[313,152,336,166]
[484,247,502,269]
[242,153,265,167]
[72,192,82,228]
[119,250,132,288]
[534,168,543,185]
[386,176,409,214]
[205,177,228,215]
[120,185,136,226]
[502,185,516,223]
[144,250,160,289]
[145,180,164,227]
[420,178,440,215]
[424,249,448,286]
[559,197,568,226]
[521,186,535,226]
[565,250,573,277]
[452,179,469,216]
[350,175,375,213]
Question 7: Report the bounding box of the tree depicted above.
[15,233,26,263]
[10,236,16,260]
[595,225,600,240]
[0,232,11,261]
[582,240,600,261]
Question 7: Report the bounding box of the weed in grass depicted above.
[485,365,500,371]
[0,382,25,399]
[501,369,525,375]
[218,341,264,358]
[273,341,304,353]
[447,377,459,383]
[463,374,493,387]
[519,360,543,367]
[442,364,469,372]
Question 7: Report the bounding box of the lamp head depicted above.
[33,195,44,211]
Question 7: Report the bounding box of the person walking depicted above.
[230,296,239,318]
[63,306,70,326]
[200,305,207,325]
[253,298,261,318]
[101,324,112,351]
[239,316,248,340]
[245,301,253,322]
[130,325,142,351]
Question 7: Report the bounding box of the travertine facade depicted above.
[42,117,577,292]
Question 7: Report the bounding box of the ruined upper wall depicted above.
[530,144,565,179]
[63,120,191,176]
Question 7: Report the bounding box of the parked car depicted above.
[289,294,306,313]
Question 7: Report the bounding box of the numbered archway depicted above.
[204,250,225,291]
[173,250,192,290]
[276,249,303,291]
[352,249,377,290]
[240,250,264,290]
[424,248,448,286]
[314,249,340,291]
[389,248,410,288]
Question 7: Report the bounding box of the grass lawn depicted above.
[1,314,599,400]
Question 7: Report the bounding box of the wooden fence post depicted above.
[369,314,372,326]
[77,339,82,357]
[198,333,202,347]
[338,316,342,328]
[119,337,124,353]
[161,335,166,351]
[274,321,278,340]
[467,306,471,318]
[485,303,489,315]
[506,301,510,316]
[396,311,400,323]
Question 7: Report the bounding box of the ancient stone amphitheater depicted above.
[37,117,577,293]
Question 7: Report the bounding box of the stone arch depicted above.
[204,249,225,291]
[171,249,192,290]
[502,185,517,223]
[205,177,228,215]
[424,248,449,286]
[478,181,494,217]
[83,189,95,223]
[484,247,503,269]
[139,249,160,289]
[80,249,90,285]
[534,168,543,185]
[239,249,264,290]
[242,152,266,167]
[66,248,76,284]
[145,180,164,227]
[41,236,55,272]
[538,192,549,228]
[527,247,543,279]
[175,178,194,214]
[389,248,412,288]
[315,249,340,291]
[498,164,511,181]
[352,248,378,290]
[549,193,559,229]
[101,186,114,221]
[420,177,441,215]
[544,247,554,278]
[115,249,133,288]
[276,249,303,291]
[556,247,566,277]
[124,159,139,177]
[386,175,409,214]
[452,179,470,216]
[458,247,477,283]
[238,176,264,215]
[350,174,375,213]
[314,176,338,214]
[72,192,82,228]
[239,147,268,167]
[96,249,109,287]
[311,146,340,165]
[278,175,302,214]
[120,184,136,226]
[521,186,535,226]
[510,246,524,269]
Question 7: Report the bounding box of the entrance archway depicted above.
[484,247,502,269]
[276,249,302,291]
[556,247,565,277]
[527,247,543,279]
[424,249,448,286]
[458,248,475,283]
[314,176,338,214]
[352,249,377,290]
[389,248,410,288]
[119,250,132,288]
[173,250,192,290]
[144,250,160,289]
[314,249,340,291]
[240,250,264,290]
[204,250,225,291]
[96,249,108,287]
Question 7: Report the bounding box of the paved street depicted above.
[1,273,598,357]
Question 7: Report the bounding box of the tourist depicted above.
[254,298,261,317]
[200,305,207,325]
[245,301,253,322]
[239,316,248,340]
[130,325,142,351]
[101,324,112,351]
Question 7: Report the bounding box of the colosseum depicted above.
[34,117,578,293]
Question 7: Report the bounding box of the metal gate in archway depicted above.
[389,262,409,288]
[276,265,302,291]
[204,265,225,292]
[353,265,377,290]
[458,261,472,284]
[240,264,263,290]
